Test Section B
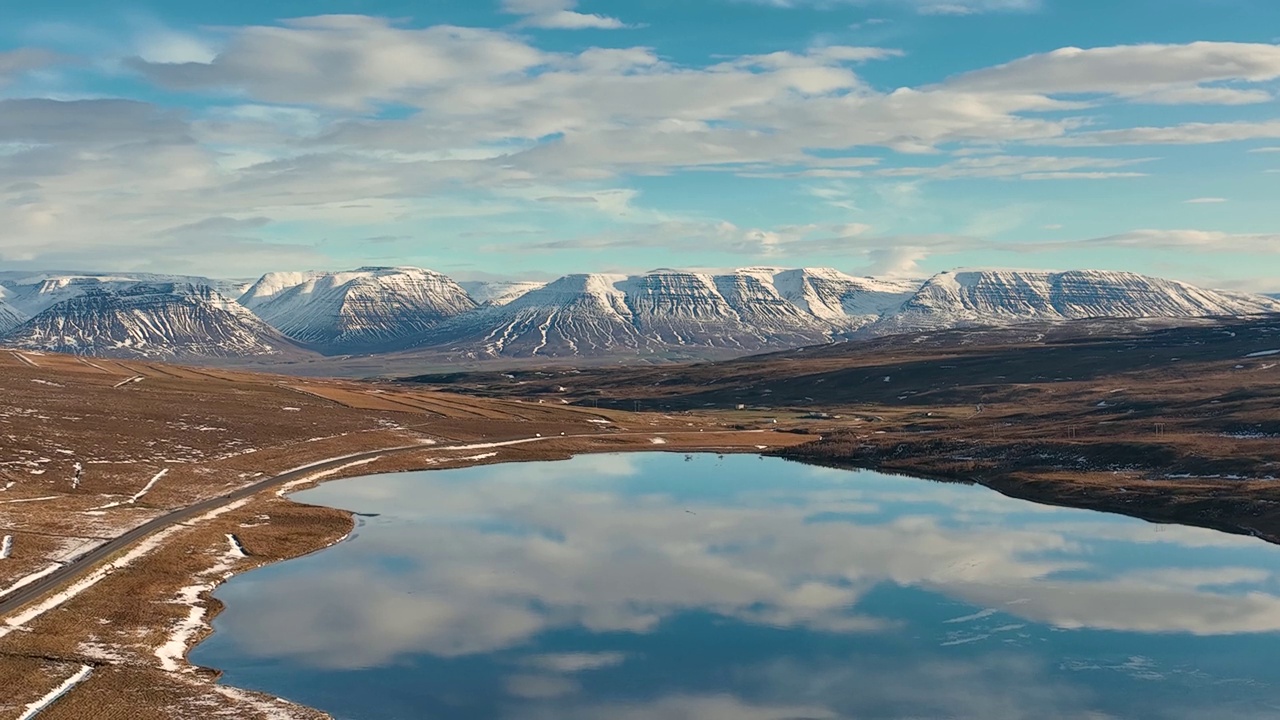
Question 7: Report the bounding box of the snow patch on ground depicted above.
[1246,349,1280,357]
[0,500,250,640]
[16,664,92,720]
[0,495,59,505]
[0,563,61,598]
[650,438,668,445]
[89,468,168,511]
[78,639,129,663]
[211,685,319,720]
[275,457,385,497]
[155,534,250,672]
[0,535,11,560]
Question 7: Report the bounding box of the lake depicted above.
[192,453,1280,719]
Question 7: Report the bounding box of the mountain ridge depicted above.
[2,265,1277,364]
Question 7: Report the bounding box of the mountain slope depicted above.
[0,297,24,334]
[239,267,476,354]
[741,267,920,330]
[428,274,646,357]
[3,283,303,359]
[425,270,838,359]
[866,270,1280,336]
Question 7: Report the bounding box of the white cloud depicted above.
[131,27,218,64]
[523,652,628,673]
[1184,197,1228,204]
[874,154,1150,180]
[7,19,1280,275]
[1058,120,1280,146]
[945,42,1280,105]
[1072,229,1280,255]
[501,0,627,29]
[741,0,1039,14]
[129,16,548,109]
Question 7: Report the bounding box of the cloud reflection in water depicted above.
[197,453,1280,720]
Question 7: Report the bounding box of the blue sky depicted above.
[1,0,1278,288]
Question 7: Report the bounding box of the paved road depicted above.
[0,442,438,618]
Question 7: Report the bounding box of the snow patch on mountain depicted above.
[460,281,548,307]
[240,267,476,353]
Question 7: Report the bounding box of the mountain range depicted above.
[0,266,1276,365]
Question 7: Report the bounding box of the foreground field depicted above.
[0,350,803,719]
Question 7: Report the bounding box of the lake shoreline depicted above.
[778,435,1280,547]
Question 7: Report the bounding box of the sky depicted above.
[1,0,1279,288]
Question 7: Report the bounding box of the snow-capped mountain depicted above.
[239,267,476,354]
[3,264,1276,364]
[426,270,861,359]
[3,283,302,359]
[865,269,1280,336]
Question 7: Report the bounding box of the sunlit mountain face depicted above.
[195,454,1280,719]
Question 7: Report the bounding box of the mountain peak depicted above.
[238,266,476,354]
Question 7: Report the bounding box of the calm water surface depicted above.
[192,454,1280,719]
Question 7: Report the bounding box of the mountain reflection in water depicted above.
[193,453,1280,720]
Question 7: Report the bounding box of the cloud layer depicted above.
[2,11,1278,282]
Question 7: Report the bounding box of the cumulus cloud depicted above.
[501,0,628,29]
[128,16,548,109]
